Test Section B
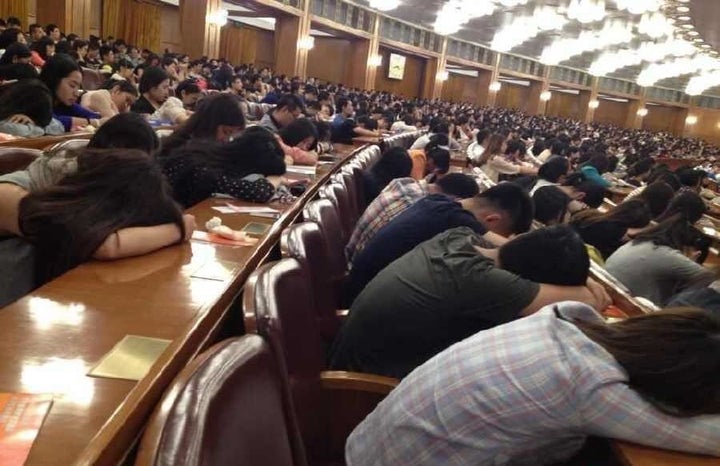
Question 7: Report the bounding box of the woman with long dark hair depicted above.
[347,304,720,465]
[158,93,246,158]
[162,126,284,207]
[570,198,652,259]
[18,149,192,283]
[39,53,102,131]
[606,210,714,306]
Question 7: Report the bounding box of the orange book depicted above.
[0,393,53,466]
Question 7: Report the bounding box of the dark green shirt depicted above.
[329,227,540,378]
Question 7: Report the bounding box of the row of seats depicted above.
[135,143,395,465]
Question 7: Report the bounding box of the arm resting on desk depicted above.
[584,382,720,457]
[0,183,28,236]
[93,221,188,260]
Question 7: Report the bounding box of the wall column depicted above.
[527,66,551,115]
[180,0,223,60]
[484,53,501,107]
[679,98,696,138]
[420,37,448,100]
[345,14,380,90]
[36,0,91,38]
[274,0,311,78]
[625,89,647,130]
[581,77,599,123]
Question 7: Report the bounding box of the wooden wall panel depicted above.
[373,47,424,98]
[27,0,37,26]
[160,4,181,52]
[307,37,352,84]
[685,107,720,145]
[642,105,684,135]
[89,0,101,38]
[441,74,480,104]
[594,99,629,127]
[495,83,531,111]
[254,29,275,69]
[546,92,583,120]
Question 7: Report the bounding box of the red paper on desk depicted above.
[0,393,53,466]
[192,230,258,246]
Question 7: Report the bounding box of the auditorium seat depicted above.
[280,222,343,340]
[243,258,398,463]
[0,147,42,175]
[134,335,306,466]
[81,68,105,91]
[319,183,354,243]
[339,164,367,217]
[45,139,90,153]
[302,199,348,290]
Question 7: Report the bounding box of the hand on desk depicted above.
[587,278,612,311]
[182,214,197,241]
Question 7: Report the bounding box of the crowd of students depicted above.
[1,18,720,465]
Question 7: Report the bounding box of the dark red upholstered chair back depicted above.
[280,222,342,339]
[81,68,104,91]
[243,258,327,461]
[0,148,42,175]
[303,198,348,280]
[320,183,354,243]
[135,335,306,466]
[341,163,367,217]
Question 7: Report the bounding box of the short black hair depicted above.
[276,93,304,112]
[138,66,169,94]
[426,147,450,174]
[88,112,160,154]
[533,186,571,225]
[499,224,589,286]
[435,173,479,198]
[478,182,534,234]
[538,157,569,183]
[676,168,707,188]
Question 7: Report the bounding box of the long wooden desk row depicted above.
[0,141,368,465]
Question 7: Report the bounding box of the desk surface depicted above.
[614,442,720,466]
[0,133,94,150]
[0,143,360,465]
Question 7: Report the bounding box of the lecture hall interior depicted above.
[2,0,720,465]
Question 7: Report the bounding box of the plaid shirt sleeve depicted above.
[346,178,426,260]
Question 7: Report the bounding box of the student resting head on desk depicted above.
[346,304,720,465]
[331,224,610,379]
[343,182,535,306]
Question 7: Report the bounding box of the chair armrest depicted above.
[320,370,398,395]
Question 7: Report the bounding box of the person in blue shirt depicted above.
[39,53,101,132]
[343,182,534,305]
[579,153,612,188]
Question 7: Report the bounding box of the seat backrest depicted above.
[135,335,305,466]
[320,183,354,243]
[303,199,348,279]
[45,139,90,153]
[243,258,326,459]
[341,164,367,216]
[280,222,341,336]
[81,68,104,91]
[0,148,42,175]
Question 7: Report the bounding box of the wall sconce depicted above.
[636,107,648,117]
[540,90,552,101]
[686,115,698,125]
[489,81,502,92]
[437,70,449,81]
[207,9,229,26]
[588,99,600,109]
[298,36,315,50]
[368,55,382,67]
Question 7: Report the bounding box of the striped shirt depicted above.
[345,178,429,260]
[347,302,720,466]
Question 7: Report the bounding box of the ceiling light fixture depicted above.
[615,0,661,15]
[433,0,498,35]
[369,0,400,11]
[566,0,606,24]
[676,6,690,13]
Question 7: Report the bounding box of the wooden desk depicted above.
[614,442,720,466]
[608,186,633,203]
[0,143,362,465]
[0,133,94,150]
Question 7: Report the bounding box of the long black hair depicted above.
[19,149,184,283]
[39,53,81,109]
[159,93,246,157]
[0,79,53,126]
